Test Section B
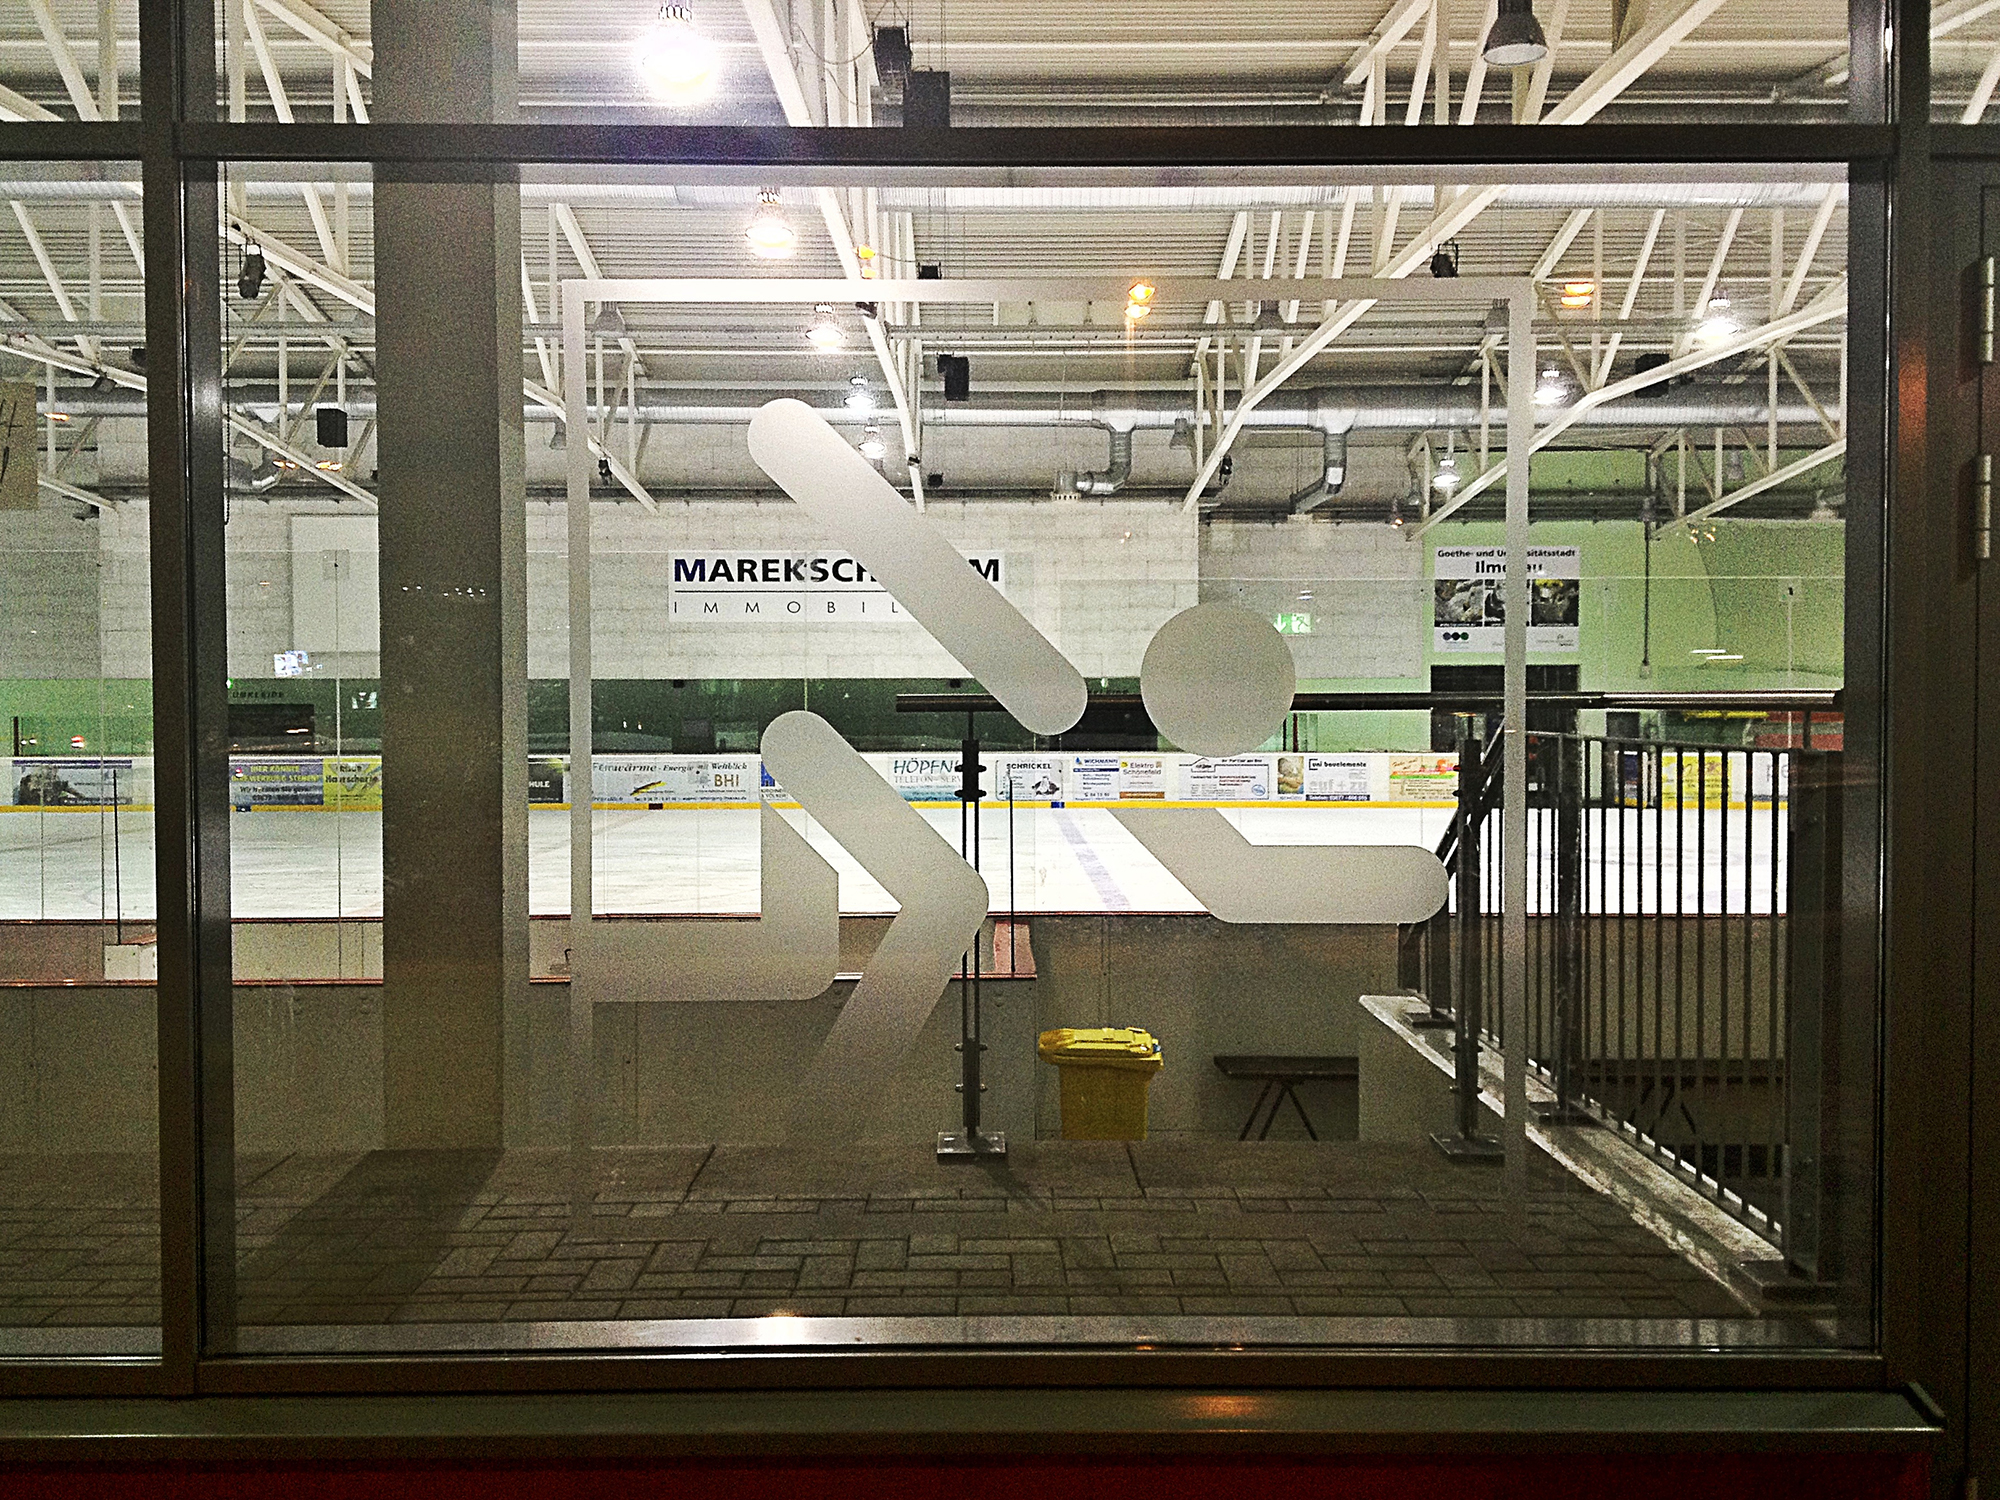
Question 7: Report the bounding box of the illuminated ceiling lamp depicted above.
[805,302,845,350]
[844,375,876,411]
[858,425,888,459]
[1432,451,1460,492]
[1125,279,1157,321]
[745,188,797,259]
[1694,288,1738,346]
[1482,0,1548,65]
[636,3,718,103]
[1535,364,1568,405]
[1559,278,1595,309]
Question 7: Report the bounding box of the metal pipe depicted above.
[1288,428,1350,509]
[1076,426,1133,495]
[46,383,1833,434]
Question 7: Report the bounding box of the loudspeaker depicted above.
[904,69,951,127]
[315,406,349,447]
[938,354,970,402]
[872,26,911,86]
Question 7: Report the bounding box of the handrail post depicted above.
[1541,733,1593,1124]
[1434,714,1502,1161]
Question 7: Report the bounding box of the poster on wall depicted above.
[1432,545,1581,653]
[527,757,567,804]
[1276,754,1372,802]
[667,549,1004,624]
[1184,756,1274,802]
[322,757,382,811]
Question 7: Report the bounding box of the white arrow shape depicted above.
[748,399,1088,736]
[762,710,990,1140]
[1109,808,1447,925]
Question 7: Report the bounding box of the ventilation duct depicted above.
[1287,429,1350,511]
[1075,426,1134,495]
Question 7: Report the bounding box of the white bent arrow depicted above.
[762,710,990,1141]
[748,399,1088,737]
[1108,808,1448,925]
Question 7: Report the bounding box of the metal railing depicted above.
[1401,716,1843,1270]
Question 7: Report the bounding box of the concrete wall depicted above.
[0,915,1401,1154]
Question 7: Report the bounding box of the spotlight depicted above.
[1429,242,1460,278]
[938,353,970,402]
[805,303,845,350]
[1432,453,1460,491]
[1535,365,1568,405]
[872,26,913,87]
[844,375,876,412]
[1694,293,1738,345]
[1482,0,1548,66]
[746,189,797,259]
[237,246,266,301]
[636,3,718,103]
[859,426,887,460]
[1559,278,1595,309]
[1125,279,1157,319]
[1389,496,1406,528]
[590,302,627,337]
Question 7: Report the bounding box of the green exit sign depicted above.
[1272,612,1314,635]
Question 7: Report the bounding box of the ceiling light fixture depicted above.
[1559,278,1595,309]
[1125,279,1157,320]
[1482,0,1548,66]
[1429,241,1460,278]
[1535,365,1568,405]
[858,426,887,460]
[1432,452,1460,491]
[237,246,266,301]
[844,375,875,412]
[745,189,797,259]
[1389,496,1406,529]
[636,3,718,103]
[589,302,626,337]
[805,303,845,350]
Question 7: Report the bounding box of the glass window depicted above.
[192,0,1871,129]
[200,159,1875,1357]
[0,160,158,1355]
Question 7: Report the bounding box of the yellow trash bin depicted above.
[1037,1027,1164,1141]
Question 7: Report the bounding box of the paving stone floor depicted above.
[0,1140,1749,1332]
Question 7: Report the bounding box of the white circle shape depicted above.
[1140,604,1296,757]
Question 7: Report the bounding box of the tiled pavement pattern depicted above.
[224,1140,1743,1326]
[0,1140,1746,1330]
[0,1153,159,1328]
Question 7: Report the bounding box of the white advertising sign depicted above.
[593,754,759,805]
[668,549,1005,624]
[1432,545,1581,653]
[1183,756,1275,802]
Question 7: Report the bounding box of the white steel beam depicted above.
[1779,187,1839,315]
[1518,0,1570,122]
[1414,279,1848,533]
[1678,439,1845,527]
[1341,0,1433,87]
[1533,208,1593,281]
[0,82,56,121]
[251,0,373,76]
[740,0,922,502]
[1540,0,1730,124]
[1592,207,1664,388]
[1966,43,2000,122]
[27,0,96,120]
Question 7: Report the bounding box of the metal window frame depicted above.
[0,0,1971,1424]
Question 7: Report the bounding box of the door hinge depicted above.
[1979,454,1994,561]
[1983,257,1997,364]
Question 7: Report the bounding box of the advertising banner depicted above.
[1184,755,1275,802]
[527,757,566,804]
[230,757,326,809]
[995,754,1064,802]
[880,751,966,803]
[593,754,759,806]
[322,757,382,811]
[10,757,141,807]
[1116,755,1169,799]
[1278,753,1373,802]
[1068,755,1122,802]
[1432,545,1581,653]
[1389,753,1459,802]
[667,548,1004,624]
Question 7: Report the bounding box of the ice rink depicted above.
[0,801,1787,922]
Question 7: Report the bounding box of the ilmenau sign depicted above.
[668,549,1005,623]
